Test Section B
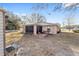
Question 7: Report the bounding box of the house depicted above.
[23,22,60,35]
[0,8,5,55]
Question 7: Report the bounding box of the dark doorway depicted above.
[37,26,42,33]
[25,26,33,34]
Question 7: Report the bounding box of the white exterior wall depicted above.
[42,25,58,34]
[33,25,37,35]
[23,25,26,33]
[0,11,4,56]
[52,26,58,34]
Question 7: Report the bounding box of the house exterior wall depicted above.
[23,25,26,34]
[0,10,4,56]
[33,25,37,35]
[42,25,58,34]
[24,23,60,35]
[24,24,60,35]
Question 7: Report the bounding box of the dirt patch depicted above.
[7,33,79,56]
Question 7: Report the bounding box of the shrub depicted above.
[73,30,79,33]
[6,20,20,30]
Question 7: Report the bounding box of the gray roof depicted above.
[25,22,60,26]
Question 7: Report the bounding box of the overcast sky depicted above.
[0,3,79,25]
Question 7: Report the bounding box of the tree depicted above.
[24,3,79,28]
[5,12,21,30]
[63,3,79,30]
[23,13,46,24]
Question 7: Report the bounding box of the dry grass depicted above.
[6,32,79,56]
[5,31,23,45]
[15,33,79,56]
[61,29,73,33]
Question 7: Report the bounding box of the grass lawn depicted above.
[61,29,73,33]
[12,32,79,56]
[5,31,23,45]
[6,31,79,56]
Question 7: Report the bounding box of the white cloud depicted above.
[63,3,77,8]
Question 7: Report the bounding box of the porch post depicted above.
[0,9,5,56]
[33,25,37,35]
[23,25,26,34]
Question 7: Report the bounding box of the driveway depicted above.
[11,32,79,56]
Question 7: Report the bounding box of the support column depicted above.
[33,25,37,35]
[0,9,5,56]
[23,25,26,34]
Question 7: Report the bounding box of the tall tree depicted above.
[5,12,21,30]
[63,3,79,30]
[23,13,46,24]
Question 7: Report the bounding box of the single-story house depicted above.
[23,22,60,35]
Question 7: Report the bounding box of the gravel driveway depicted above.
[9,32,79,56]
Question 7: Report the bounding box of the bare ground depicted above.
[7,32,79,56]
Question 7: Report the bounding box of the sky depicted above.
[0,3,79,25]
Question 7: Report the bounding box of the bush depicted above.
[6,20,20,30]
[73,30,79,33]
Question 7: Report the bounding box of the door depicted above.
[37,26,42,33]
[25,26,33,34]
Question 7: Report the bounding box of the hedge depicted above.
[73,30,79,33]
